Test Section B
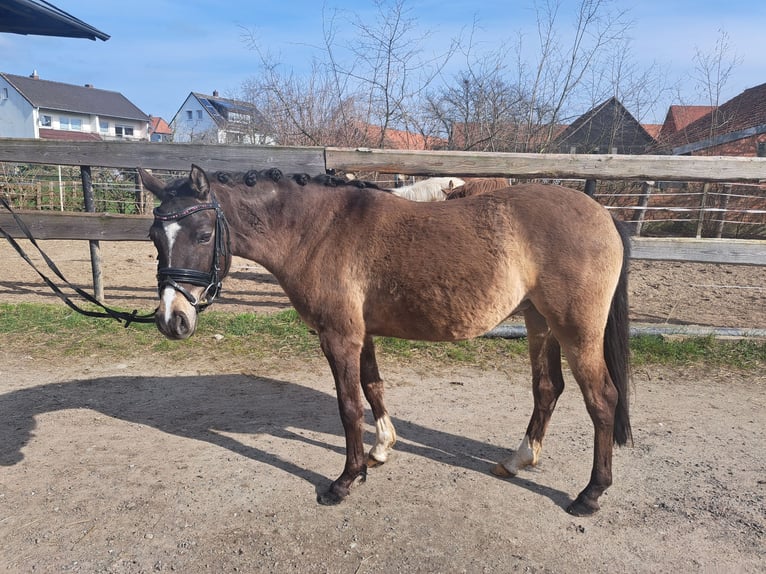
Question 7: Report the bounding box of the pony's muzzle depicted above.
[156,286,200,339]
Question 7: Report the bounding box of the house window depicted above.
[186,110,193,121]
[757,142,766,157]
[39,114,52,127]
[196,110,203,120]
[0,87,8,100]
[99,120,109,134]
[115,125,134,138]
[59,117,82,131]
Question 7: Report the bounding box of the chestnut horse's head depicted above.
[138,165,231,340]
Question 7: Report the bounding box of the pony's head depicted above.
[138,165,231,340]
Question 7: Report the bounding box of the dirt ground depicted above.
[0,240,764,573]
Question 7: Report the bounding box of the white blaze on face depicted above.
[163,220,182,255]
[161,221,182,323]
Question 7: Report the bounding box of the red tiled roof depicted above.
[660,83,766,152]
[149,116,172,135]
[660,105,715,135]
[38,128,102,141]
[642,124,663,139]
[349,122,445,150]
[383,127,444,150]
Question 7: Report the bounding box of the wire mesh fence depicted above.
[1,163,765,239]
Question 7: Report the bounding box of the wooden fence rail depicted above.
[3,139,766,180]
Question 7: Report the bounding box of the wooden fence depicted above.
[1,139,764,299]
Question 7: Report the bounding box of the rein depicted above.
[152,194,231,312]
[0,196,156,326]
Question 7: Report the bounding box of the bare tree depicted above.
[240,0,457,148]
[693,29,741,141]
[240,0,660,155]
[425,1,638,153]
[520,0,631,151]
[238,31,366,147]
[423,46,530,152]
[337,0,457,146]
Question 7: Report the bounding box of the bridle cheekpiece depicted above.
[152,194,231,312]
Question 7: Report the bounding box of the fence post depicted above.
[696,182,711,238]
[80,165,104,303]
[584,179,597,197]
[630,181,654,236]
[715,184,731,238]
[133,170,145,214]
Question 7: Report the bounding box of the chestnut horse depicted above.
[445,177,513,199]
[138,165,632,516]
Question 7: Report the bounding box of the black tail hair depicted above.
[605,218,633,446]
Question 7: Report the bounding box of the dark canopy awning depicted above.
[0,0,109,41]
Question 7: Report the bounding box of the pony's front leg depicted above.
[360,336,396,466]
[493,310,564,477]
[317,331,368,505]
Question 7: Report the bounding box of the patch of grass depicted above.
[0,303,763,370]
[630,334,766,369]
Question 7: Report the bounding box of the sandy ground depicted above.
[0,240,764,573]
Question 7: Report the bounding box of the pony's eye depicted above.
[197,232,213,244]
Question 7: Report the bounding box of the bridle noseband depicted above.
[153,194,231,312]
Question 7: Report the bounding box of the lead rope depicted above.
[0,196,156,326]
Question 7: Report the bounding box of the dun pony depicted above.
[139,165,631,516]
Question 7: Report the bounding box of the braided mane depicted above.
[210,168,388,191]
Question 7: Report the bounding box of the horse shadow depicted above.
[0,373,572,509]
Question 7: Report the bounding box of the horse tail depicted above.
[605,218,633,447]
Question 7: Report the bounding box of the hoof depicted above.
[566,496,600,516]
[317,487,347,506]
[366,455,384,468]
[317,470,367,505]
[490,462,516,478]
[367,449,395,468]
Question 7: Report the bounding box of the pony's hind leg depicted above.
[562,342,619,516]
[360,336,397,466]
[493,308,564,477]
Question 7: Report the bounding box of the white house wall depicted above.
[95,115,149,140]
[0,76,35,138]
[170,94,219,143]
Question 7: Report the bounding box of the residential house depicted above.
[553,97,656,155]
[170,91,274,145]
[657,105,715,139]
[149,115,172,142]
[0,71,149,141]
[657,83,766,156]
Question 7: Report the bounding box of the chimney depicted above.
[213,90,219,97]
[84,84,94,88]
[30,70,39,79]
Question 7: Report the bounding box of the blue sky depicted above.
[1,0,764,124]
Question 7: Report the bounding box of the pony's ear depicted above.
[137,167,167,199]
[189,164,210,199]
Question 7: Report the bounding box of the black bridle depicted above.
[153,194,231,312]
